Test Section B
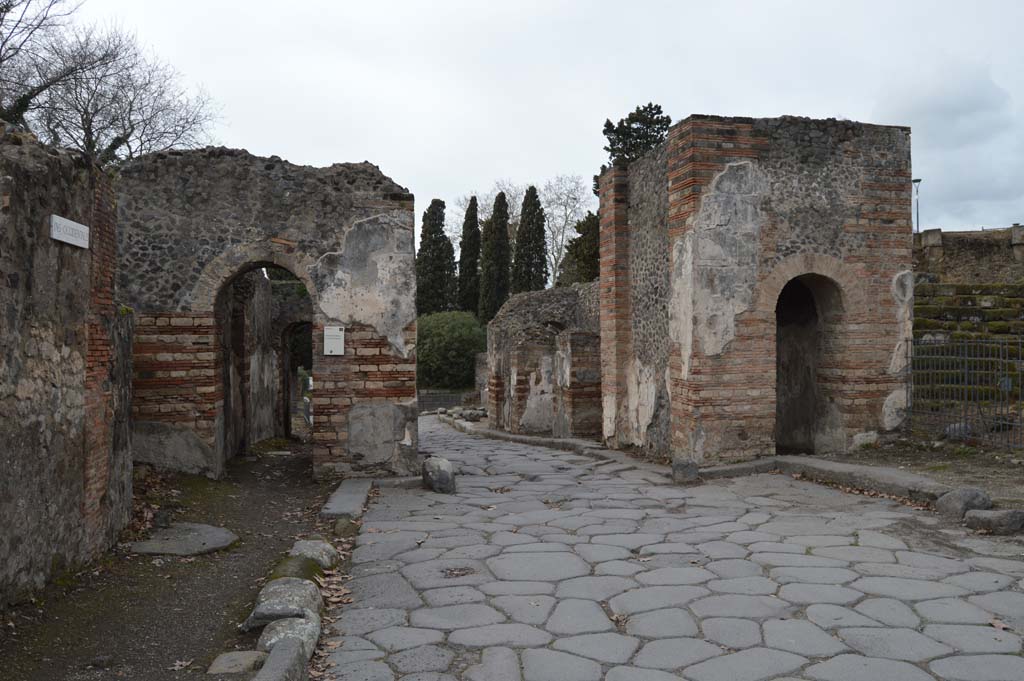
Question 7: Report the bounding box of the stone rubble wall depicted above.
[600,114,913,467]
[914,226,1024,285]
[117,148,418,479]
[0,131,133,605]
[486,282,601,438]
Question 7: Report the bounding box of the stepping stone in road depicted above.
[129,522,238,556]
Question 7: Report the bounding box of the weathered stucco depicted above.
[118,148,417,478]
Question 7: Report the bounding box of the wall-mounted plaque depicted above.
[324,326,345,356]
[50,215,90,248]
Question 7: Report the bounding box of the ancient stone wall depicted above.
[600,114,913,468]
[0,132,133,604]
[118,148,417,479]
[487,282,600,438]
[914,226,1024,285]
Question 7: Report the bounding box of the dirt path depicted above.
[0,443,333,681]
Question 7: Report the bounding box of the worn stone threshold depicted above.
[437,414,953,505]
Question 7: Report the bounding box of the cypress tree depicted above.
[511,185,548,293]
[415,198,456,315]
[557,211,600,285]
[457,196,481,314]
[478,192,511,323]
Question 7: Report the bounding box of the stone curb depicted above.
[251,638,307,681]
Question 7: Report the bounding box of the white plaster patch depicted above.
[888,269,914,374]
[882,388,908,430]
[691,162,767,357]
[519,356,554,432]
[623,357,657,448]
[852,431,879,448]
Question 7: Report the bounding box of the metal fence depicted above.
[908,336,1024,448]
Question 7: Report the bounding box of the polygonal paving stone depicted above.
[552,632,641,664]
[707,577,777,595]
[837,627,953,661]
[923,624,1022,653]
[770,567,859,584]
[348,572,423,609]
[788,535,855,547]
[929,654,1024,680]
[606,667,685,681]
[942,572,1015,593]
[895,551,968,574]
[486,553,589,581]
[422,586,486,606]
[689,594,792,620]
[697,541,749,559]
[504,543,571,553]
[751,553,848,568]
[778,583,862,605]
[806,605,881,629]
[856,531,907,550]
[464,646,521,681]
[701,618,761,649]
[705,559,763,578]
[522,649,601,681]
[805,654,934,681]
[853,598,919,627]
[683,647,806,681]
[639,542,701,555]
[409,603,506,630]
[366,626,444,652]
[400,559,493,590]
[813,546,895,563]
[545,598,614,634]
[633,638,722,670]
[555,576,637,600]
[575,544,632,562]
[479,581,555,596]
[590,533,663,549]
[492,595,556,624]
[335,608,408,636]
[747,542,805,554]
[449,623,552,647]
[915,598,995,624]
[726,531,778,544]
[390,645,455,673]
[596,560,646,576]
[332,660,395,681]
[969,590,1024,619]
[625,608,699,638]
[609,586,709,615]
[848,576,967,600]
[636,567,716,585]
[763,618,848,656]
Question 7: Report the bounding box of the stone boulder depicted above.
[936,487,992,520]
[672,459,700,484]
[257,612,321,660]
[288,539,338,570]
[422,456,456,494]
[965,509,1024,535]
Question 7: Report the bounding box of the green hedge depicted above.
[416,311,486,389]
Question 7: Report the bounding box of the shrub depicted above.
[416,311,486,389]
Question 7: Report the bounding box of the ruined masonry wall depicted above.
[0,134,132,604]
[601,114,913,466]
[914,226,1024,285]
[118,148,417,479]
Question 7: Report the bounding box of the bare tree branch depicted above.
[541,174,592,282]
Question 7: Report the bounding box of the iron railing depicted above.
[908,336,1024,448]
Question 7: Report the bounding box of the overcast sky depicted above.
[79,0,1024,233]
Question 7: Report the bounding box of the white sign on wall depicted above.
[324,326,345,356]
[50,215,90,249]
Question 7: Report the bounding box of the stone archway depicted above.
[774,273,845,453]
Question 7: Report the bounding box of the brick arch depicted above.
[187,241,321,315]
[752,253,864,317]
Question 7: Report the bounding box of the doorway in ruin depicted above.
[774,273,844,454]
[216,264,313,461]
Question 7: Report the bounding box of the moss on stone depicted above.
[269,556,323,583]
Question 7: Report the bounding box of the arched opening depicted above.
[215,263,313,462]
[775,273,844,454]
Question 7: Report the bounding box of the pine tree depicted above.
[457,196,481,314]
[557,211,600,285]
[478,192,511,323]
[415,199,456,315]
[511,185,548,293]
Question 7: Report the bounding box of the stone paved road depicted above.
[321,417,1024,681]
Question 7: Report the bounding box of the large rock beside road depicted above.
[965,509,1024,535]
[423,456,456,494]
[936,487,992,520]
[241,577,322,631]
